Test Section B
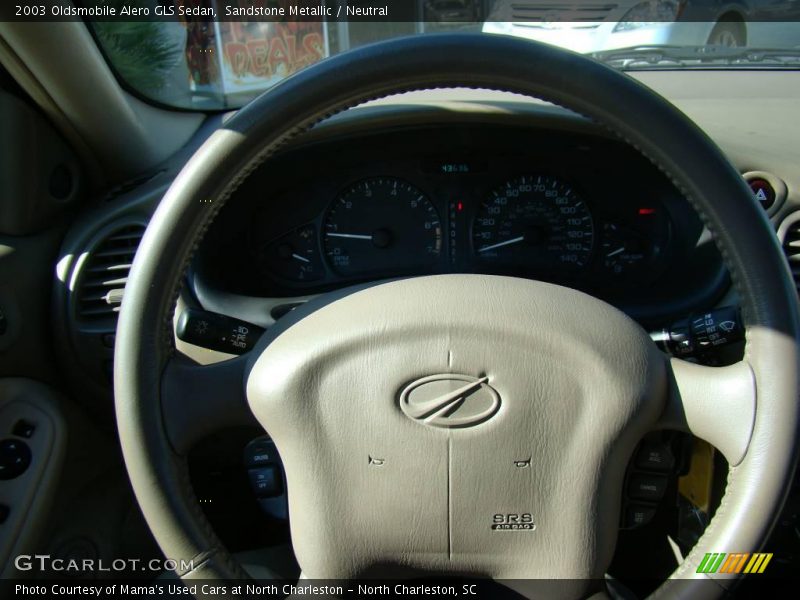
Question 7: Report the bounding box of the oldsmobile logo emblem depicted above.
[399,374,501,428]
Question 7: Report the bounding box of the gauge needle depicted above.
[292,253,311,263]
[325,232,373,241]
[478,236,525,253]
[606,247,626,258]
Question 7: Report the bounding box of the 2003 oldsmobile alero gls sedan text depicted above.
[1,1,800,599]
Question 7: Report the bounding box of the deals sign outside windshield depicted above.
[183,1,329,102]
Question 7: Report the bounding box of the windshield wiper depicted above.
[591,44,800,69]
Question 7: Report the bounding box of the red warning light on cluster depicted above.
[457,202,464,212]
[638,208,657,216]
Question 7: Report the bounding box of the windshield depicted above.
[86,0,800,110]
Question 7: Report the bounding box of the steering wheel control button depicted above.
[176,308,264,355]
[12,420,35,439]
[625,504,657,528]
[628,475,668,502]
[248,466,281,497]
[0,439,32,480]
[244,438,279,467]
[243,438,288,519]
[748,178,776,210]
[399,374,500,428]
[635,443,675,472]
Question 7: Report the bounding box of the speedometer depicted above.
[323,177,442,277]
[473,175,594,269]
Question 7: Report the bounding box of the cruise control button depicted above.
[625,504,657,528]
[248,466,281,497]
[628,475,668,502]
[244,438,279,467]
[0,439,32,480]
[635,443,674,472]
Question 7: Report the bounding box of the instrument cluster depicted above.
[254,168,672,291]
[197,124,722,321]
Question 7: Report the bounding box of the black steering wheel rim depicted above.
[115,34,800,596]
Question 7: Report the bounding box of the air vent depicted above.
[781,213,800,294]
[77,224,145,321]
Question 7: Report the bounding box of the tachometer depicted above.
[473,175,594,269]
[323,177,442,277]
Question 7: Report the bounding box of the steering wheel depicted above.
[115,35,800,598]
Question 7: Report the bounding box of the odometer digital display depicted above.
[473,175,594,270]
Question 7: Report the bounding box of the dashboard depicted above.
[196,123,725,325]
[20,63,799,587]
[51,79,800,413]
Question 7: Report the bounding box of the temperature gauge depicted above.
[261,224,324,283]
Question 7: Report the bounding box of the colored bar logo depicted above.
[697,552,773,574]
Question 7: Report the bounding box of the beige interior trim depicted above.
[0,34,103,186]
[0,21,204,185]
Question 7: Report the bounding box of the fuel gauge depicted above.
[261,224,324,283]
[601,222,652,278]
